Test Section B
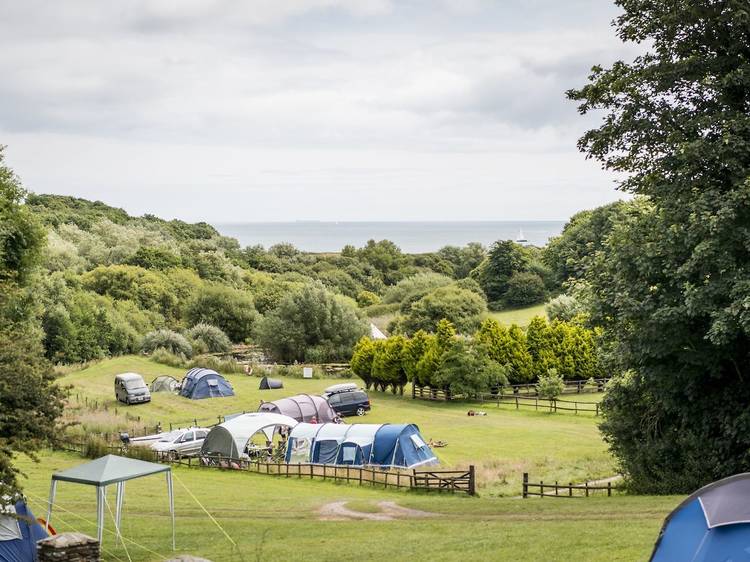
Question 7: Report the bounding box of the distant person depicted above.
[310,416,318,424]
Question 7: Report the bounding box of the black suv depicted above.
[326,389,371,417]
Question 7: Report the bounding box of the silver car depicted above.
[151,428,209,459]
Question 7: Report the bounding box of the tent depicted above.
[151,375,179,393]
[47,455,174,549]
[258,394,336,423]
[285,423,438,469]
[179,368,234,400]
[259,377,283,390]
[0,499,48,561]
[201,413,298,459]
[650,473,750,561]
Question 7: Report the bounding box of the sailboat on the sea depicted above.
[516,228,528,244]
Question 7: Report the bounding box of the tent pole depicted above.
[46,480,57,529]
[115,482,124,546]
[96,486,105,544]
[167,470,175,551]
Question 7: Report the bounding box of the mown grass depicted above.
[59,356,613,496]
[18,451,677,562]
[488,303,547,326]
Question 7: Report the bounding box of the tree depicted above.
[475,319,533,384]
[186,323,232,354]
[415,319,456,387]
[184,285,259,343]
[433,339,508,399]
[402,330,432,385]
[351,336,377,390]
[471,240,529,303]
[503,272,547,307]
[0,147,64,499]
[257,283,368,363]
[371,335,408,394]
[526,316,559,380]
[536,369,565,401]
[568,0,750,492]
[399,285,487,335]
[545,294,582,322]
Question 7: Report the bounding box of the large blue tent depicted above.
[0,499,48,562]
[650,473,750,561]
[179,368,234,400]
[285,423,438,469]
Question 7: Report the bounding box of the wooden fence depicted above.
[156,453,476,495]
[493,395,600,416]
[411,378,610,403]
[522,473,619,498]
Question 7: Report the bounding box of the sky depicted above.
[0,1,641,223]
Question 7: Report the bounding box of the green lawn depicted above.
[59,356,613,496]
[18,450,677,562]
[488,303,547,326]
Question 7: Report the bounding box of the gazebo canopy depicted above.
[52,454,169,486]
[48,455,174,549]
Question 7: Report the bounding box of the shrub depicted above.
[356,290,381,307]
[186,323,231,353]
[149,347,189,368]
[188,354,244,374]
[141,329,193,357]
[399,285,487,335]
[545,294,581,322]
[503,272,547,307]
[185,285,259,343]
[433,339,508,399]
[536,369,565,400]
[383,272,453,304]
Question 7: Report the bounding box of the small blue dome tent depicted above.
[650,473,750,561]
[0,499,48,561]
[285,423,438,469]
[179,368,234,400]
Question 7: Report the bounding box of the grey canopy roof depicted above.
[258,394,336,423]
[51,455,170,487]
[665,473,750,529]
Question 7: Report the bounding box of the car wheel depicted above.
[356,407,366,416]
[168,450,178,461]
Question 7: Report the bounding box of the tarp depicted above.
[179,368,234,400]
[151,375,179,393]
[651,473,750,561]
[259,377,283,390]
[201,413,298,459]
[258,394,336,423]
[0,500,47,562]
[285,423,438,469]
[48,455,174,549]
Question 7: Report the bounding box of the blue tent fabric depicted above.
[0,500,47,562]
[372,424,436,468]
[179,368,234,400]
[651,474,750,561]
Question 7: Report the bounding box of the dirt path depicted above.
[318,501,437,521]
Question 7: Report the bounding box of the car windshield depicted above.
[124,379,146,390]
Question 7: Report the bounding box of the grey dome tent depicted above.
[47,455,175,549]
[259,377,283,390]
[258,394,336,423]
[179,368,234,400]
[201,413,298,458]
[151,375,179,393]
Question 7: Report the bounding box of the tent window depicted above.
[0,505,21,541]
[410,434,427,449]
[342,447,356,462]
[207,379,218,387]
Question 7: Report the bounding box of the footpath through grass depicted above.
[19,450,676,562]
[59,356,613,496]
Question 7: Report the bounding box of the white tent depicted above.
[200,413,298,458]
[370,323,387,340]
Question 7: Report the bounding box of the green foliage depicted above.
[383,272,453,305]
[526,316,558,380]
[545,294,582,322]
[536,369,565,400]
[141,329,193,357]
[149,347,189,368]
[356,239,406,285]
[475,319,534,384]
[399,285,487,335]
[257,283,368,363]
[350,337,377,389]
[471,240,529,302]
[185,285,259,343]
[503,271,547,307]
[436,243,486,279]
[371,335,408,393]
[433,339,508,398]
[402,330,431,385]
[126,246,182,270]
[566,0,750,492]
[356,290,381,308]
[186,323,232,354]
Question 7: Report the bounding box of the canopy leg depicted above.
[115,482,124,546]
[96,486,105,544]
[46,480,57,530]
[167,471,175,551]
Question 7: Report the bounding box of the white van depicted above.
[114,373,151,405]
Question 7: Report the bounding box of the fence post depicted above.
[522,472,528,498]
[555,480,558,496]
[585,481,589,497]
[569,482,573,497]
[469,465,476,496]
[515,396,519,410]
[596,403,600,416]
[540,480,544,498]
[608,481,612,497]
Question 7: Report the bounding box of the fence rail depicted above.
[522,473,620,498]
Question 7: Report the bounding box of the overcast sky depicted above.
[0,1,640,222]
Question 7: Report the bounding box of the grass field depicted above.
[488,303,547,326]
[17,450,677,562]
[59,356,612,496]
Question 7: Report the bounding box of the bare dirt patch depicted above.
[318,501,437,521]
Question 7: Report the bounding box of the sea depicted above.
[214,221,566,253]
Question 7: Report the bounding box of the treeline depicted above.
[25,194,567,365]
[350,316,599,397]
